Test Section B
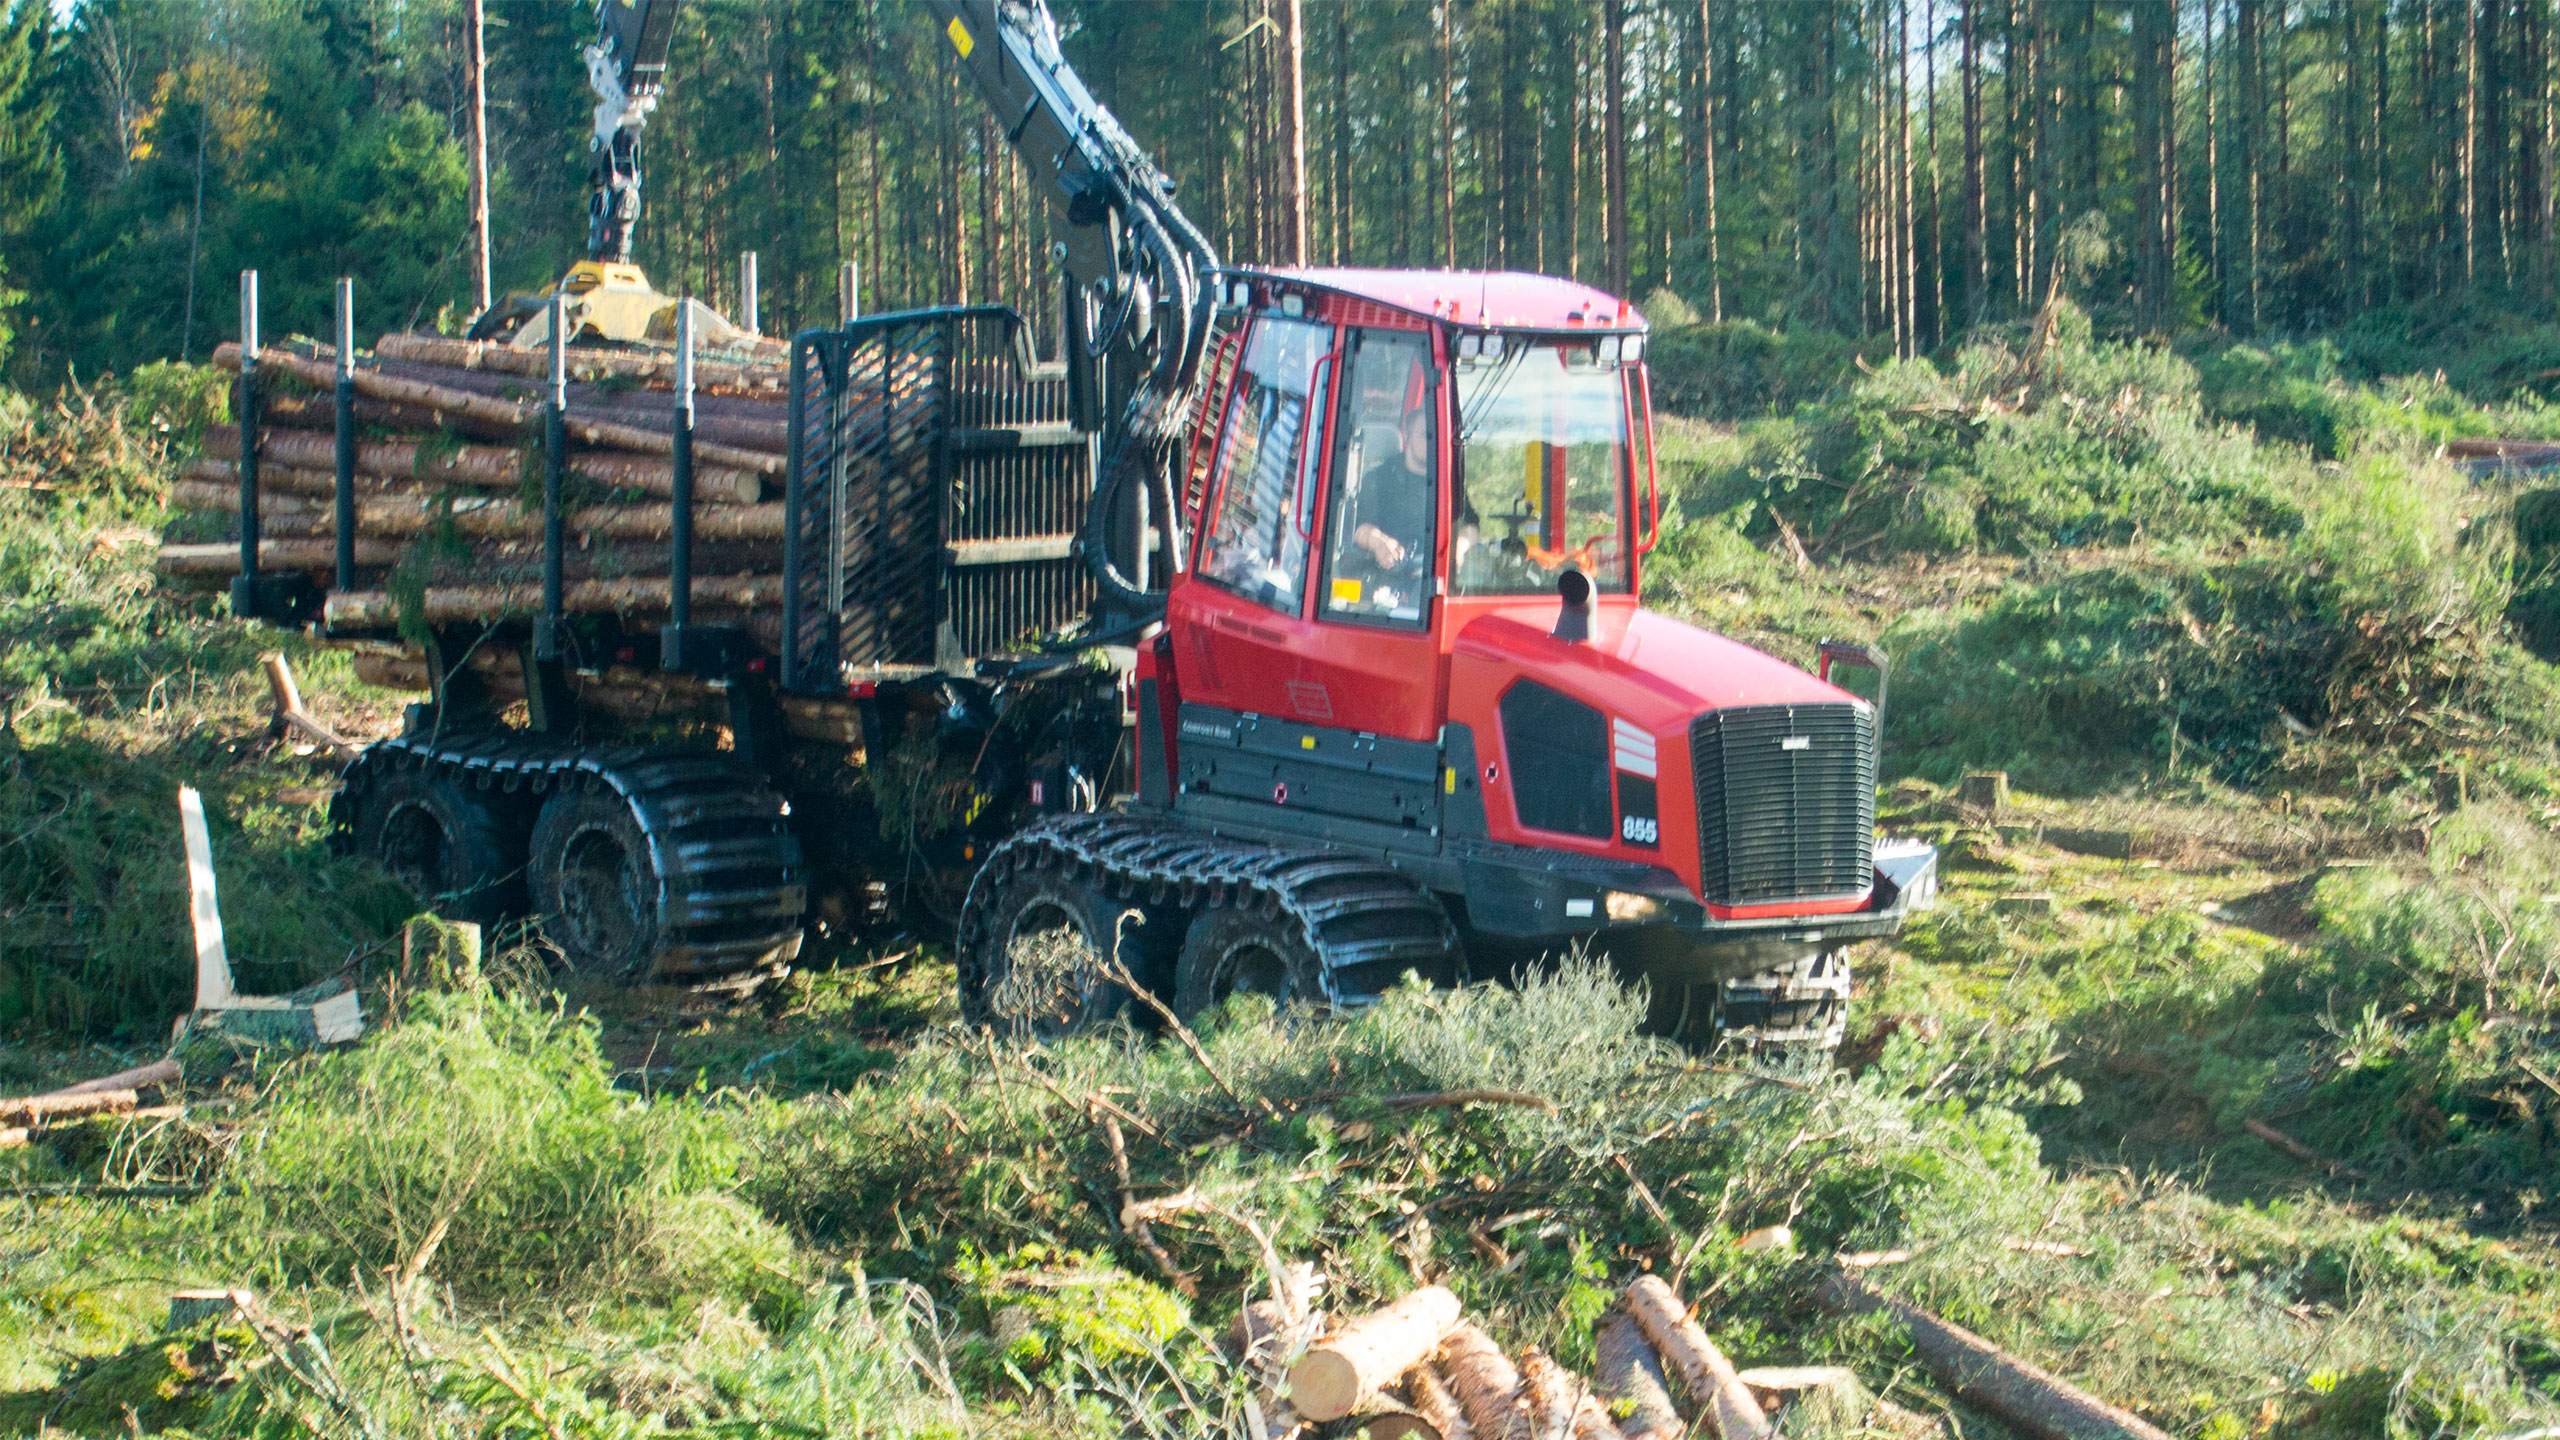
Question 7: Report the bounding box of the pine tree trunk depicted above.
[1926,0,1943,342]
[1963,0,1987,320]
[1899,0,1917,355]
[1335,3,1352,263]
[465,0,491,313]
[1605,0,1629,296]
[1278,0,1309,265]
[1703,0,1726,321]
[1441,0,1458,267]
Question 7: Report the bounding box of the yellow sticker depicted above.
[1300,735,1317,750]
[1444,767,1458,794]
[1331,576,1364,606]
[1524,440,1546,511]
[946,16,974,57]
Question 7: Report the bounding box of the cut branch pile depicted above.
[1245,1272,1941,1440]
[158,333,804,633]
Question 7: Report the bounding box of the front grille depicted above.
[1690,703,1877,907]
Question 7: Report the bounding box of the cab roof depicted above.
[1243,267,1647,334]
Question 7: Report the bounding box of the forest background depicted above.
[0,0,2547,384]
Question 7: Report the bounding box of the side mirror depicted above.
[1817,639,1889,750]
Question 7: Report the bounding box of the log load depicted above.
[374,330,788,394]
[163,331,915,698]
[212,344,784,476]
[322,576,785,628]
[199,423,762,504]
[1288,1285,1463,1422]
[171,479,788,541]
[159,539,403,575]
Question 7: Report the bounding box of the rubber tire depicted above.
[1171,900,1330,1023]
[351,769,520,927]
[963,864,1137,1039]
[527,786,668,981]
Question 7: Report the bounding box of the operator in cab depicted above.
[1329,401,1475,624]
[1347,406,1435,573]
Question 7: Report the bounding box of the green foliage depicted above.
[119,359,227,452]
[218,989,796,1306]
[0,0,64,374]
[1642,316,1871,419]
[0,378,404,1038]
[1664,304,2306,565]
[951,1243,1190,1377]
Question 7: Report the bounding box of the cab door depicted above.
[1290,326,1448,741]
[1171,313,1334,719]
[1171,320,1447,744]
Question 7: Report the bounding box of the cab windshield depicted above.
[1452,340,1633,597]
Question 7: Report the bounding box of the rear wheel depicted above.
[351,770,519,926]
[525,761,806,984]
[962,863,1137,1038]
[528,788,663,979]
[1172,901,1328,1022]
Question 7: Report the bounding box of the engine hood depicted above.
[1449,601,1860,731]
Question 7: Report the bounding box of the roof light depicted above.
[1279,292,1305,318]
[1623,334,1644,362]
[1458,334,1480,359]
[1597,336,1621,364]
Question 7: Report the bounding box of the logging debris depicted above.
[1816,1271,2174,1440]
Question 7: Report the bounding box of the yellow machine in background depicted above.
[464,1,750,351]
[471,260,747,350]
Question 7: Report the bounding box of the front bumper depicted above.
[1450,833,1938,979]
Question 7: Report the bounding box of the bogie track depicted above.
[956,812,1463,1029]
[334,733,807,982]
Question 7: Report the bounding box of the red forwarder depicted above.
[290,0,1931,1053]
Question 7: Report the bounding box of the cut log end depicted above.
[1289,1285,1465,1422]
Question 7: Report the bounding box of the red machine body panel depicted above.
[1443,602,1875,917]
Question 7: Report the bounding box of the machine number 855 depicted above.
[1621,815,1660,845]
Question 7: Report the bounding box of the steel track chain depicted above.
[957,811,1461,1008]
[334,732,807,976]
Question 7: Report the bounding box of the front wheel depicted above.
[962,861,1139,1039]
[1713,950,1852,1060]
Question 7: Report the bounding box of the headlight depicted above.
[1605,890,1663,923]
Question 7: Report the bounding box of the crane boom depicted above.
[586,0,682,263]
[922,0,1221,437]
[921,0,1223,620]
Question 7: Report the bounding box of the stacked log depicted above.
[1250,1268,2104,1440]
[157,332,798,632]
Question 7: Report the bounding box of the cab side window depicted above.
[1197,318,1333,615]
[1319,330,1438,627]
